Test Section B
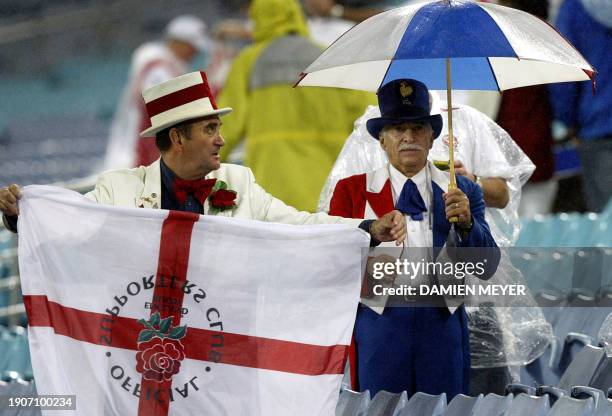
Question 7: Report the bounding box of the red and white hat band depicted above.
[140,71,231,137]
[145,72,218,118]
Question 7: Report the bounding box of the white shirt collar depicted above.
[388,163,430,209]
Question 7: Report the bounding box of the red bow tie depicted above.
[173,178,217,205]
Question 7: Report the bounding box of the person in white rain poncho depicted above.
[103,15,211,171]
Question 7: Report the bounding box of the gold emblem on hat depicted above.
[400,82,413,98]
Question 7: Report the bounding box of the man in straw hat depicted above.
[328,78,500,398]
[1,71,405,246]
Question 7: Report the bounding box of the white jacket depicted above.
[86,160,363,227]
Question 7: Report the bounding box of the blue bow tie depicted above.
[395,179,427,221]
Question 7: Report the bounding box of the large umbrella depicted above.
[297,0,595,220]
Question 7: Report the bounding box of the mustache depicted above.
[398,144,424,151]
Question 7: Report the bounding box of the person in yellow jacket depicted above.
[218,0,375,212]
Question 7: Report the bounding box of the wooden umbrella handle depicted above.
[445,58,458,223]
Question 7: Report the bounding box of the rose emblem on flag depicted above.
[135,312,187,382]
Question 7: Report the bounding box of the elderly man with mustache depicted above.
[329,79,499,399]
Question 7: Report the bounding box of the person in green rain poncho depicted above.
[218,0,376,212]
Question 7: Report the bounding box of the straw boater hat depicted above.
[139,71,232,137]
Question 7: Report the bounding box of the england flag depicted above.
[18,186,367,415]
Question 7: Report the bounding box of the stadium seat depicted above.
[589,217,611,247]
[515,218,543,247]
[1,370,23,383]
[572,249,604,296]
[367,390,407,415]
[336,389,370,416]
[536,386,566,407]
[557,345,605,391]
[590,353,612,392]
[548,395,594,416]
[0,329,13,372]
[0,229,13,252]
[0,327,32,376]
[571,386,612,416]
[0,376,40,416]
[558,214,594,247]
[0,111,106,187]
[504,393,549,416]
[511,249,574,296]
[471,393,512,416]
[558,332,595,376]
[536,290,568,328]
[522,342,562,388]
[442,394,482,416]
[602,249,612,288]
[397,392,445,416]
[554,300,603,374]
[505,383,536,396]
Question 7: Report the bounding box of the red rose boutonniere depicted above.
[209,180,237,214]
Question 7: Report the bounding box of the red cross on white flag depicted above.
[18,186,367,415]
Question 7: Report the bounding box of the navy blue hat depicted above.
[366,79,443,141]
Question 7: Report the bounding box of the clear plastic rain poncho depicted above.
[318,100,553,369]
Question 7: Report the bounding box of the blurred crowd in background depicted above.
[0,0,610,216]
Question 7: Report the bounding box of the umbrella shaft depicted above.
[446,58,458,224]
[445,58,457,191]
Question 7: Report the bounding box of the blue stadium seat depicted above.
[505,393,549,416]
[0,375,39,416]
[602,249,612,288]
[557,345,606,391]
[398,392,445,416]
[0,327,32,376]
[336,389,370,416]
[505,384,536,396]
[536,385,566,407]
[571,386,612,416]
[367,390,407,415]
[585,214,609,247]
[590,354,612,392]
[442,394,482,416]
[471,393,512,416]
[0,111,107,188]
[516,215,560,247]
[572,249,604,296]
[558,214,598,247]
[511,249,574,296]
[522,348,562,389]
[548,395,594,416]
[602,198,612,216]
